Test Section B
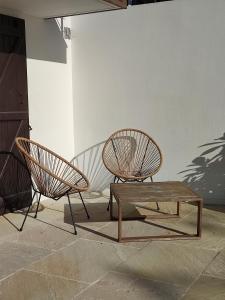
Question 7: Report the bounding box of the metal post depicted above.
[118,200,122,242]
[34,192,41,218]
[19,204,31,231]
[78,191,90,219]
[197,200,202,237]
[177,202,180,216]
[67,193,77,235]
[110,187,113,220]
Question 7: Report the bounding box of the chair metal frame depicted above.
[102,128,163,210]
[16,137,90,234]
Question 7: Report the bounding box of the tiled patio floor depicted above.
[0,194,225,299]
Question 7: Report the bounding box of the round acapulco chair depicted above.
[15,137,90,234]
[102,128,163,211]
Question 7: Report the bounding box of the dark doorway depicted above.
[0,14,32,213]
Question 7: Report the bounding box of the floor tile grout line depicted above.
[111,241,220,296]
[0,267,91,294]
[79,237,143,250]
[202,273,225,281]
[108,269,185,289]
[73,271,110,299]
[164,242,225,252]
[79,221,113,236]
[1,202,225,299]
[20,268,91,285]
[21,238,81,271]
[0,267,26,283]
[8,239,58,253]
[179,249,221,299]
[111,260,196,292]
[20,237,139,280]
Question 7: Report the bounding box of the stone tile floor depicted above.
[0,194,225,299]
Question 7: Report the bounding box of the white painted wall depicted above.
[26,17,74,160]
[0,7,74,159]
[71,0,225,203]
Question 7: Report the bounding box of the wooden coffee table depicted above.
[109,181,203,242]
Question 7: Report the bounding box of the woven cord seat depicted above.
[15,137,90,234]
[102,128,162,210]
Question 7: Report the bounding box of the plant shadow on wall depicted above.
[179,133,225,204]
[70,141,114,199]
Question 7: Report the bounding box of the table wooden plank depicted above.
[111,181,202,203]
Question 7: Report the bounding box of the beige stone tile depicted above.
[44,199,111,230]
[202,206,225,225]
[0,216,23,241]
[83,202,201,249]
[165,212,225,250]
[44,194,107,213]
[33,205,65,223]
[109,200,195,221]
[25,238,139,283]
[71,192,109,203]
[27,201,102,235]
[64,203,110,233]
[11,222,86,251]
[0,211,39,242]
[115,242,217,287]
[0,242,51,280]
[85,220,170,249]
[182,275,225,300]
[136,202,195,218]
[0,269,88,300]
[76,271,184,300]
[204,248,225,279]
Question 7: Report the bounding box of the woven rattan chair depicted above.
[15,137,90,234]
[102,128,162,210]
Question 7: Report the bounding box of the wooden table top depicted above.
[110,181,202,203]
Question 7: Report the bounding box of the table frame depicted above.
[109,182,203,242]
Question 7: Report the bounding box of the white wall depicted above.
[26,18,74,160]
[71,0,225,203]
[0,7,74,160]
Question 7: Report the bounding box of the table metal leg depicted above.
[118,202,122,242]
[197,200,202,237]
[176,202,180,216]
[109,189,113,220]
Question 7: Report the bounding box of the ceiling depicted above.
[0,0,127,18]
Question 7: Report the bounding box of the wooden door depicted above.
[0,14,32,213]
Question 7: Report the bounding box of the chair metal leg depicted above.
[19,204,31,231]
[107,200,110,211]
[78,192,90,219]
[19,190,37,231]
[156,202,160,210]
[67,193,77,235]
[34,193,41,218]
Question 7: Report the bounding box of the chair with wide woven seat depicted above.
[102,128,162,210]
[15,137,90,234]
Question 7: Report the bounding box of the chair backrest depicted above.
[102,128,162,180]
[15,137,89,198]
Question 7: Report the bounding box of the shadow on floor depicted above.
[62,202,143,223]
